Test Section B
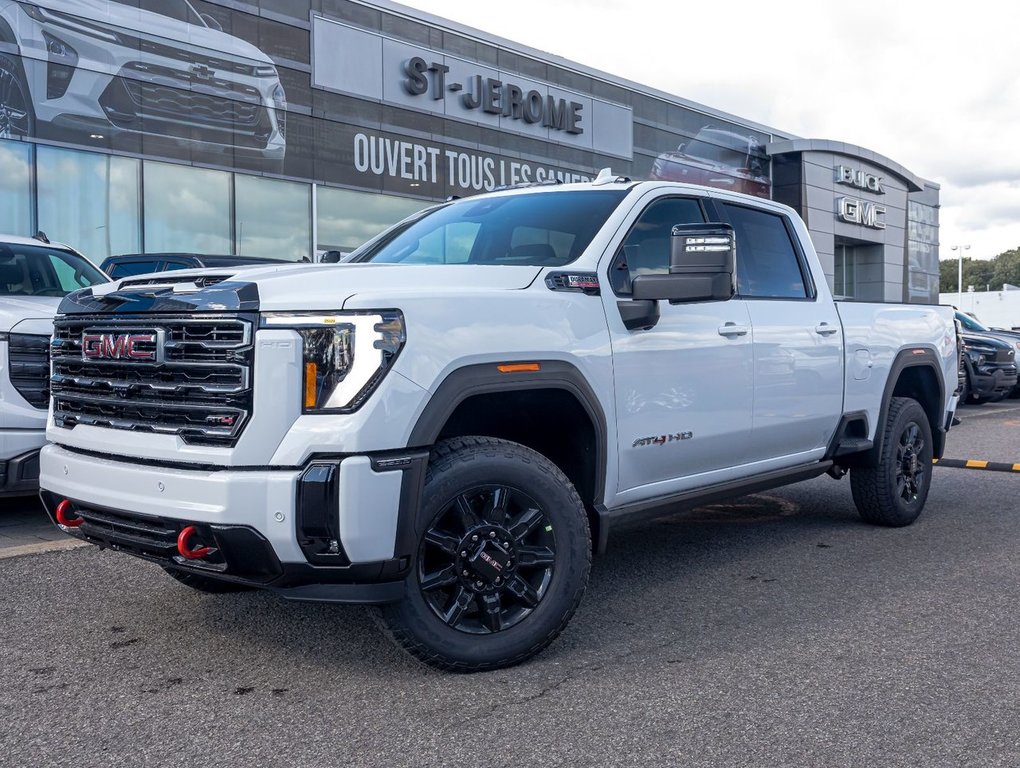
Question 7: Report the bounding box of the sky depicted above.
[405,0,1020,262]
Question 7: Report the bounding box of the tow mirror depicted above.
[631,223,735,305]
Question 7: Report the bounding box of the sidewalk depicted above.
[0,496,83,558]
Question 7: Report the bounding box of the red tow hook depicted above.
[177,526,213,560]
[55,499,84,528]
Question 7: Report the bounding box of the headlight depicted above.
[261,311,405,412]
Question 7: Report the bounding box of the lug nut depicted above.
[502,541,509,548]
[475,581,483,588]
[460,550,467,557]
[462,570,469,576]
[471,535,478,542]
[489,531,496,538]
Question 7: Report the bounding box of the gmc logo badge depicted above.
[82,333,159,361]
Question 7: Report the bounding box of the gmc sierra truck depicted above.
[39,175,959,671]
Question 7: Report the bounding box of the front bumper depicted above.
[39,444,426,603]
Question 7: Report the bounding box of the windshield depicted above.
[0,244,107,297]
[956,311,989,332]
[350,190,629,267]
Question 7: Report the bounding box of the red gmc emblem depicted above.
[82,333,158,361]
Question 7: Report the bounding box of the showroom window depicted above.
[235,175,311,261]
[37,146,140,261]
[143,161,231,254]
[317,186,427,254]
[0,140,32,237]
[834,243,857,299]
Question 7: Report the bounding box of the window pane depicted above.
[317,187,427,253]
[0,140,32,236]
[235,175,310,261]
[610,197,704,294]
[37,146,140,262]
[723,203,808,299]
[144,162,231,254]
[0,243,106,297]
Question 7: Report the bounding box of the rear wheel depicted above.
[850,397,933,527]
[377,436,591,672]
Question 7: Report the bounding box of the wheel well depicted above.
[891,365,941,432]
[434,388,600,525]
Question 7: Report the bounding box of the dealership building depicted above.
[0,0,940,301]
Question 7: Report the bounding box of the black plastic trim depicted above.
[57,281,260,314]
[869,348,948,462]
[0,448,41,497]
[823,410,872,460]
[407,360,608,505]
[593,462,831,554]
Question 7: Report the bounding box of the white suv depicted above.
[1,233,106,496]
[0,0,285,165]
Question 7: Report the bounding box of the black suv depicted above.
[959,331,1018,404]
[99,253,292,279]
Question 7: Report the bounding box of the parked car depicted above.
[99,253,292,279]
[956,311,1020,398]
[1,233,107,497]
[959,332,1018,404]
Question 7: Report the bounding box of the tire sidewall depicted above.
[384,440,591,670]
[886,399,933,519]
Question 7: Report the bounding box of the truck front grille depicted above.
[50,314,254,446]
[8,333,50,409]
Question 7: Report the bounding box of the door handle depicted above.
[814,323,839,336]
[717,322,749,337]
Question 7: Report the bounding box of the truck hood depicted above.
[59,264,544,314]
[0,296,61,333]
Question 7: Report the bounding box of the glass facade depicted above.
[0,0,936,292]
[0,142,32,237]
[37,146,140,260]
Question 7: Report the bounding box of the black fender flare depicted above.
[869,348,947,462]
[407,360,609,506]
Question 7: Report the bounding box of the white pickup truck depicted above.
[39,176,959,671]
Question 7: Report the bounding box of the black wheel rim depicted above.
[895,421,927,504]
[0,63,31,139]
[418,484,556,634]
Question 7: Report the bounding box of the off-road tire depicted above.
[850,397,933,527]
[162,567,254,593]
[377,436,591,673]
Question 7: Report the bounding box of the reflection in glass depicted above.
[0,140,32,236]
[144,161,231,254]
[317,186,426,253]
[37,146,140,260]
[235,175,310,261]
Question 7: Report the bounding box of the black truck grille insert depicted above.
[50,314,254,446]
[7,333,50,409]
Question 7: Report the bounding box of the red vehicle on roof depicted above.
[649,127,771,199]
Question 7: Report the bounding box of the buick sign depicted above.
[82,332,159,361]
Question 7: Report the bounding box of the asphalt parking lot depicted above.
[2,401,1019,767]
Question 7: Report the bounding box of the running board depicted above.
[593,462,832,554]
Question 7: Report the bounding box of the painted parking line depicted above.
[933,458,1020,472]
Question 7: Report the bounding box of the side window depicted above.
[610,197,705,294]
[721,203,809,299]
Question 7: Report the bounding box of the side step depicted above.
[834,437,873,457]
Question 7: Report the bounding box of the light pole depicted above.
[952,244,970,307]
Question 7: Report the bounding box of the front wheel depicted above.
[0,53,35,139]
[850,397,933,527]
[377,436,591,672]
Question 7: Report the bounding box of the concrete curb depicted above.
[0,539,88,561]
